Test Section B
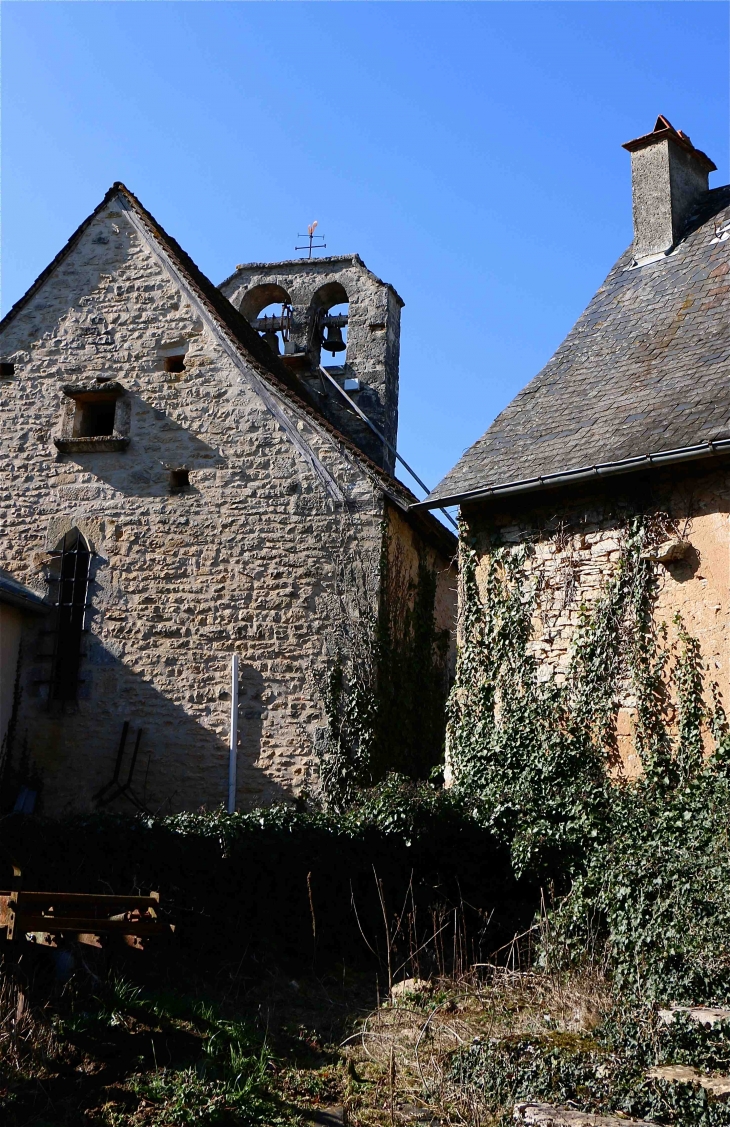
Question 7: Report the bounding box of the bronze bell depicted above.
[322,323,346,355]
[262,330,280,354]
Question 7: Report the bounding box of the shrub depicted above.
[448,519,730,1000]
[0,778,531,975]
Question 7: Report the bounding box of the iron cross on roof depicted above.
[295,220,327,258]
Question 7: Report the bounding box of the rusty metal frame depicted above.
[0,846,173,951]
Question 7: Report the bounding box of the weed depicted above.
[129,1064,278,1125]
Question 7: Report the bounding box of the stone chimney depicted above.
[623,115,716,263]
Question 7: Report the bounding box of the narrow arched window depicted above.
[48,530,92,702]
[239,283,293,357]
[310,282,349,366]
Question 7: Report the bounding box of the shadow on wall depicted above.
[10,628,288,816]
[54,392,226,499]
[664,544,702,583]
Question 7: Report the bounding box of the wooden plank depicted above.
[17,915,171,935]
[11,891,159,908]
[647,1065,730,1098]
[658,1004,730,1028]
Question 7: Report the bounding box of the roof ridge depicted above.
[0,183,453,548]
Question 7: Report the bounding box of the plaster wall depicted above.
[629,137,710,260]
[668,142,712,243]
[385,505,457,674]
[630,140,674,259]
[462,464,730,774]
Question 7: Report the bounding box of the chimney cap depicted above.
[622,115,717,173]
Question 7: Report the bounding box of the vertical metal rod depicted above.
[113,722,129,786]
[125,728,143,788]
[81,548,94,632]
[317,366,459,530]
[227,654,239,814]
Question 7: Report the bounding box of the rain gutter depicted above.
[0,575,50,615]
[411,438,730,511]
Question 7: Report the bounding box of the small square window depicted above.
[170,468,190,492]
[55,381,129,453]
[73,398,116,438]
[0,363,14,377]
[164,356,186,374]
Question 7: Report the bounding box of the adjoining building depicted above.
[0,185,456,815]
[419,117,729,775]
[0,572,49,774]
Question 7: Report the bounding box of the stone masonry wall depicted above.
[220,257,402,472]
[385,505,458,676]
[463,464,730,775]
[0,198,402,815]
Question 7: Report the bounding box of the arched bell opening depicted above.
[239,283,293,357]
[309,282,349,367]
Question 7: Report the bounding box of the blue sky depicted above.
[2,2,728,499]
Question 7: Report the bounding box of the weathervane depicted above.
[296,220,326,259]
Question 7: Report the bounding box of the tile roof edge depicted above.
[415,439,730,510]
[0,573,50,614]
[622,123,717,173]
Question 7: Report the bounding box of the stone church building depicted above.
[422,116,729,775]
[0,185,456,815]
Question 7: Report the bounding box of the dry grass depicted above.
[0,967,59,1073]
[342,965,610,1127]
[0,938,610,1127]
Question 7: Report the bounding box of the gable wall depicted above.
[460,463,730,777]
[0,200,388,814]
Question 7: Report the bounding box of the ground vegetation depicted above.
[3,521,730,1123]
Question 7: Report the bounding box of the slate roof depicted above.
[0,571,49,615]
[425,185,730,507]
[0,184,454,555]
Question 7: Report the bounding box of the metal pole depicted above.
[318,366,458,530]
[227,654,239,813]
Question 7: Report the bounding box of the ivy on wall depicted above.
[447,517,730,999]
[317,526,450,809]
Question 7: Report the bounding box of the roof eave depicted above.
[413,439,730,511]
[0,580,50,615]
